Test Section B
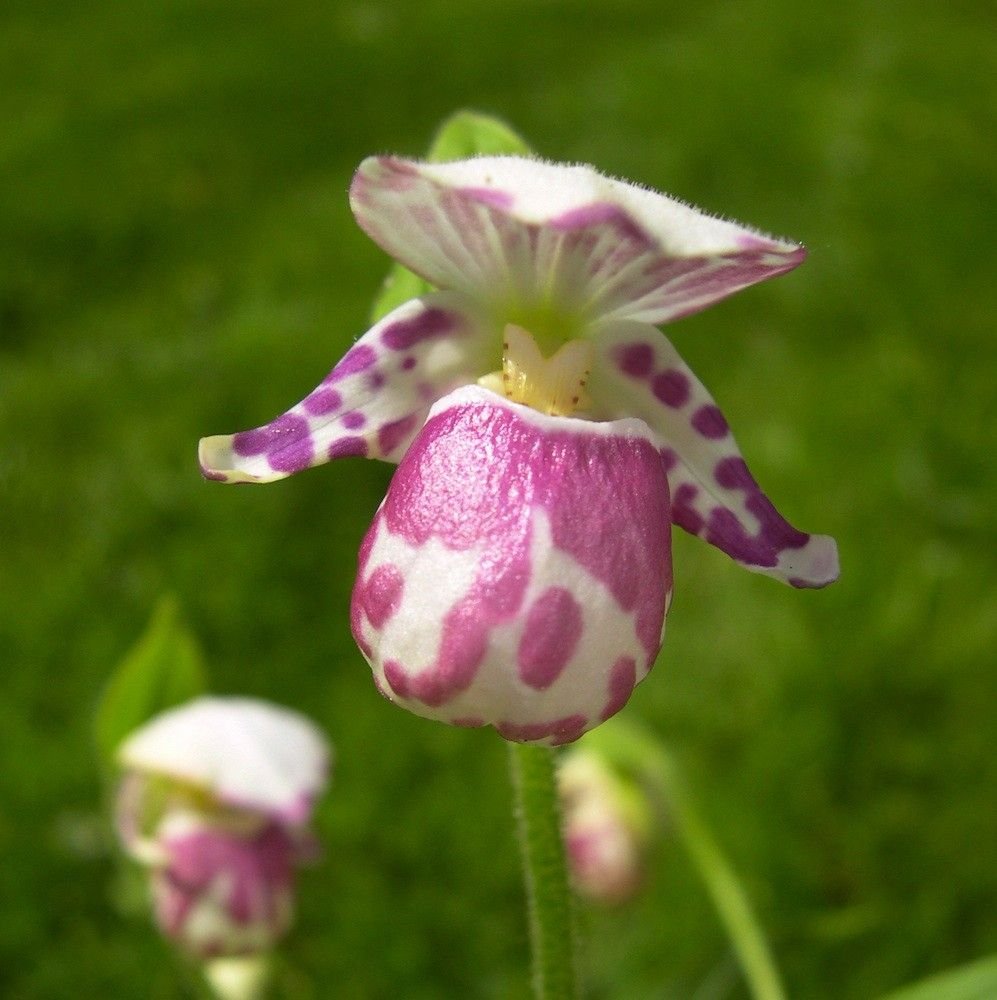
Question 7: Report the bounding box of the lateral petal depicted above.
[589,321,838,588]
[199,293,494,483]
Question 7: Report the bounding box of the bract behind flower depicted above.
[351,384,672,745]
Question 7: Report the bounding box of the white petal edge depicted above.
[349,156,805,326]
[118,696,332,824]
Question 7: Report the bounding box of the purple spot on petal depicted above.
[328,436,368,459]
[350,531,378,656]
[361,564,404,629]
[232,428,271,457]
[691,404,729,439]
[600,656,637,721]
[383,660,410,697]
[714,456,755,490]
[615,343,655,379]
[671,483,704,535]
[549,203,648,245]
[410,602,490,707]
[342,410,366,430]
[401,356,417,371]
[368,371,386,390]
[382,308,456,350]
[705,507,778,567]
[457,186,514,209]
[327,344,376,382]
[752,496,810,551]
[517,587,583,690]
[237,413,312,472]
[268,436,314,474]
[660,447,679,473]
[304,387,342,416]
[265,414,309,450]
[377,413,418,456]
[652,369,690,408]
[497,713,589,746]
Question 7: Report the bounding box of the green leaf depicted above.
[368,109,533,324]
[369,264,433,325]
[877,956,997,1000]
[583,719,787,1000]
[426,109,532,162]
[94,596,207,767]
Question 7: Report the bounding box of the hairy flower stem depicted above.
[509,743,579,1000]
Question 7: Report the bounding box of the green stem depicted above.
[509,743,579,1000]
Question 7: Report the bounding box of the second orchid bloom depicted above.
[200,155,838,745]
[116,697,331,959]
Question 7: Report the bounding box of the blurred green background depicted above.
[2,1,994,997]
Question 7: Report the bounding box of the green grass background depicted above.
[2,1,994,997]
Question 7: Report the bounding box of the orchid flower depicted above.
[558,747,649,904]
[116,697,331,958]
[199,156,838,746]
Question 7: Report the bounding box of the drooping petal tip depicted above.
[199,434,276,484]
[786,534,840,589]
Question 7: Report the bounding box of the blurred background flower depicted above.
[558,746,651,904]
[115,697,330,961]
[113,695,330,998]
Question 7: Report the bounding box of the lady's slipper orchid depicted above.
[558,747,649,903]
[116,697,331,958]
[199,156,838,745]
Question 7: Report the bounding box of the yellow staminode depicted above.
[480,324,593,417]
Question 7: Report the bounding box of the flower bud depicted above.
[558,748,648,903]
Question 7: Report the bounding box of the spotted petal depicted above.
[151,810,297,958]
[118,697,332,825]
[589,321,839,588]
[350,156,805,327]
[199,293,493,483]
